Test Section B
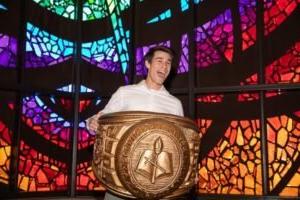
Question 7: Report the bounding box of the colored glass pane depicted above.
[197,120,262,195]
[0,94,15,188]
[18,140,68,191]
[193,0,203,4]
[26,23,74,68]
[195,9,233,68]
[196,94,224,103]
[264,0,299,35]
[0,120,12,185]
[240,42,299,100]
[33,0,130,21]
[147,9,172,24]
[238,73,259,101]
[77,99,101,150]
[178,34,189,74]
[238,92,260,102]
[82,0,130,21]
[196,119,213,138]
[0,3,7,10]
[279,166,300,196]
[82,0,108,21]
[240,74,258,86]
[106,0,130,73]
[21,96,71,149]
[32,0,75,19]
[181,0,189,11]
[81,35,122,72]
[267,115,300,196]
[46,85,100,150]
[180,0,204,11]
[265,42,300,84]
[240,42,300,99]
[76,161,105,191]
[239,0,256,50]
[57,84,95,93]
[0,34,17,68]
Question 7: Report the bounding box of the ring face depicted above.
[115,119,190,199]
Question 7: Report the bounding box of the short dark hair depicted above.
[144,46,175,63]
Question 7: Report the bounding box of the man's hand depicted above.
[86,112,102,132]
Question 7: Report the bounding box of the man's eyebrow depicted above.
[154,57,171,62]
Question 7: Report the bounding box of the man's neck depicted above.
[145,79,163,90]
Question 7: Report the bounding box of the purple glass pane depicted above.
[0,34,17,68]
[177,34,189,74]
[195,9,233,68]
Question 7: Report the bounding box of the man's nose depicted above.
[162,62,169,71]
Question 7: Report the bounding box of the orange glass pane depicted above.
[267,115,300,196]
[280,166,300,196]
[197,120,262,195]
[76,161,105,191]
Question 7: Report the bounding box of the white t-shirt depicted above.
[101,80,184,116]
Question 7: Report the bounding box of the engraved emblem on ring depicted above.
[136,136,173,183]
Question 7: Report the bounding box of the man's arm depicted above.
[86,112,102,132]
[86,87,124,132]
[177,100,184,117]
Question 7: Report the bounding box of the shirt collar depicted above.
[138,80,168,93]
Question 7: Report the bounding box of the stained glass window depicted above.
[266,90,300,197]
[77,98,102,150]
[26,23,74,68]
[264,0,299,35]
[147,9,172,24]
[81,35,123,72]
[0,92,16,187]
[198,120,262,194]
[76,96,104,190]
[0,3,7,10]
[196,92,262,195]
[82,0,130,21]
[0,120,12,185]
[0,34,17,68]
[265,42,300,84]
[279,166,300,196]
[18,140,68,191]
[76,161,105,191]
[21,96,71,149]
[195,9,233,68]
[0,0,299,198]
[32,0,75,19]
[178,34,189,74]
[239,0,256,50]
[82,0,108,21]
[57,84,95,93]
[106,0,130,73]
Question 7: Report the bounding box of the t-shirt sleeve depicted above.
[100,87,124,114]
[177,99,184,117]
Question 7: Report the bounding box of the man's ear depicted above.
[145,60,150,69]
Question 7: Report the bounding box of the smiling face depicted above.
[145,50,173,90]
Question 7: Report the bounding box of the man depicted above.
[87,46,184,200]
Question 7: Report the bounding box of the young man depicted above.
[87,46,184,200]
